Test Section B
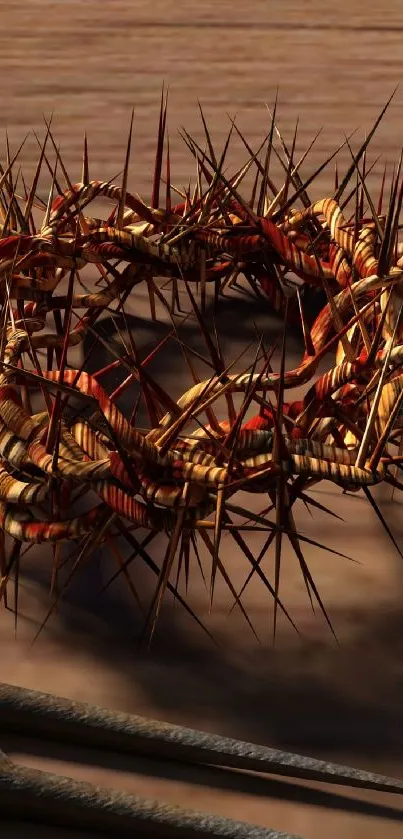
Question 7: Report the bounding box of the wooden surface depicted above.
[2,3,403,837]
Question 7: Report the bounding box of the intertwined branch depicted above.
[0,90,402,642]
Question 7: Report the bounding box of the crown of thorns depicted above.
[0,90,402,644]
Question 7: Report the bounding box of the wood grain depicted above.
[2,5,403,836]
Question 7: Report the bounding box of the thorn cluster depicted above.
[0,89,402,643]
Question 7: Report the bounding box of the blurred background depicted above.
[3,3,403,837]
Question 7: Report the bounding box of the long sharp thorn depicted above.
[199,526,260,640]
[272,130,358,223]
[257,91,278,217]
[43,145,59,229]
[378,161,388,216]
[363,486,403,560]
[345,134,384,243]
[282,116,299,209]
[165,133,172,214]
[146,503,188,646]
[151,85,167,210]
[24,122,52,226]
[335,87,398,202]
[378,150,402,274]
[82,131,89,186]
[297,288,315,356]
[117,109,134,228]
[356,301,403,468]
[198,100,217,168]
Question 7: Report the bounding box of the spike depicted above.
[117,109,134,228]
